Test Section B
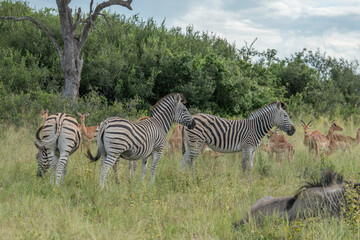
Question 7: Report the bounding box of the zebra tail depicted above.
[86,123,104,162]
[36,115,63,148]
[181,126,186,155]
[34,125,45,148]
[86,147,100,162]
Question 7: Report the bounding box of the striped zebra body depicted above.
[182,101,295,181]
[87,93,195,187]
[34,113,81,185]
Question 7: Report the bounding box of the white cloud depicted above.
[168,0,360,61]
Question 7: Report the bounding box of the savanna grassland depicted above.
[1,117,360,240]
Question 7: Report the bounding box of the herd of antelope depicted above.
[301,117,360,160]
[260,115,360,162]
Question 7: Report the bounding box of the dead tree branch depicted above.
[79,0,132,50]
[73,7,82,30]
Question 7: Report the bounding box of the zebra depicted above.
[181,101,295,182]
[34,113,81,185]
[86,93,196,187]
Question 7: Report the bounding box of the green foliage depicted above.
[255,152,272,178]
[0,89,144,127]
[343,184,360,233]
[1,1,360,122]
[0,47,50,93]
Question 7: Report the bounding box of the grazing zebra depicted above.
[181,101,295,181]
[34,113,81,185]
[87,93,196,187]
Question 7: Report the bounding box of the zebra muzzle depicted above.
[188,120,196,129]
[287,125,296,136]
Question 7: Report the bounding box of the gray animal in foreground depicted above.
[234,170,359,227]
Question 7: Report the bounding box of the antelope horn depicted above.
[308,115,314,125]
[300,113,306,126]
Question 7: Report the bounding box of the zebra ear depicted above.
[176,93,182,103]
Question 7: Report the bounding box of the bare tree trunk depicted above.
[63,54,83,98]
[56,0,83,99]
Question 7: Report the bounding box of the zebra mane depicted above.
[248,101,287,119]
[284,170,345,210]
[150,93,186,114]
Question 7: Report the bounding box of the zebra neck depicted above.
[250,114,274,140]
[152,112,173,133]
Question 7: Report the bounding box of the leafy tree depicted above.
[0,0,133,100]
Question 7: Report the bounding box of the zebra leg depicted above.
[55,153,69,185]
[129,160,138,177]
[150,151,163,183]
[133,161,138,176]
[188,144,203,175]
[128,161,133,176]
[242,149,252,182]
[141,156,149,181]
[181,146,190,171]
[61,162,68,184]
[49,148,57,184]
[99,154,117,188]
[113,159,120,184]
[181,132,191,170]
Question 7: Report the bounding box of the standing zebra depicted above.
[181,101,295,181]
[34,113,81,185]
[86,93,195,187]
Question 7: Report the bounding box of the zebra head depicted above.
[174,94,196,129]
[34,141,50,177]
[273,101,295,136]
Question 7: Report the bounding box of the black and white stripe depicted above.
[34,113,81,185]
[87,93,195,187]
[182,101,295,181]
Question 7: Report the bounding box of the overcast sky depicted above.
[27,0,360,61]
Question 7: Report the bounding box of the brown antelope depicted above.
[40,109,49,123]
[168,125,221,158]
[332,128,360,150]
[266,129,295,162]
[308,120,343,160]
[301,115,324,147]
[76,112,98,153]
[168,124,184,153]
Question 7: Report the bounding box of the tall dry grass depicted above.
[1,118,360,239]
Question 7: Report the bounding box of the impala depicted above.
[308,120,343,160]
[267,129,295,162]
[77,112,98,153]
[332,128,360,150]
[301,115,323,147]
[39,109,49,123]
